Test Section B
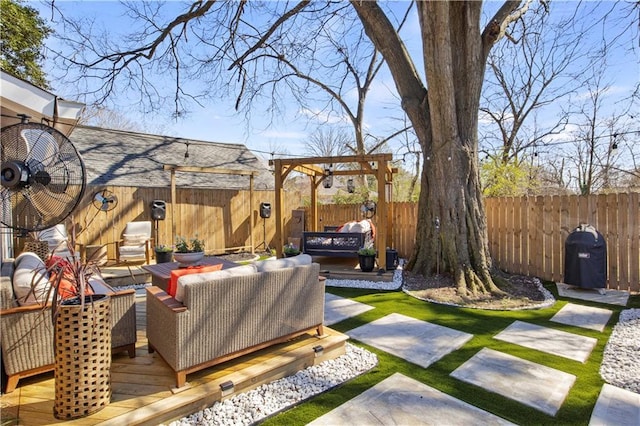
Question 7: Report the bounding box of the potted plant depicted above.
[42,236,113,419]
[173,236,205,266]
[154,244,174,264]
[283,243,301,257]
[357,246,377,272]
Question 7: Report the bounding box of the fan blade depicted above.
[21,128,60,167]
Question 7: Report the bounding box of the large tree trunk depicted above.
[353,1,504,295]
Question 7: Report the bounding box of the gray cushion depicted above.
[176,264,258,302]
[255,254,312,272]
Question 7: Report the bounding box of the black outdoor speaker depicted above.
[151,200,166,220]
[260,202,271,219]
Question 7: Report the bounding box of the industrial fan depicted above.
[92,189,118,212]
[1,122,86,233]
[361,200,376,218]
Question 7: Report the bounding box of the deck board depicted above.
[1,296,348,425]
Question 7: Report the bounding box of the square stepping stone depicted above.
[494,320,597,362]
[324,293,374,326]
[551,303,613,332]
[308,372,515,426]
[347,313,473,368]
[590,384,640,426]
[451,348,576,416]
[556,283,629,306]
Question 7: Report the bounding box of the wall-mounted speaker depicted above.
[260,202,271,219]
[151,200,166,220]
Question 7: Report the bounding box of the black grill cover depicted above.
[564,224,607,289]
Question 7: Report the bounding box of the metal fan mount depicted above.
[93,189,118,212]
[1,122,86,232]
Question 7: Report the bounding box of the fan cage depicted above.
[1,122,86,233]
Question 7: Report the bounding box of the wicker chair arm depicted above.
[146,286,187,313]
[0,303,51,316]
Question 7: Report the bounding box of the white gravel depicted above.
[324,264,403,290]
[600,308,640,394]
[169,343,378,426]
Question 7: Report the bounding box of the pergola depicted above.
[270,153,396,268]
[163,165,257,253]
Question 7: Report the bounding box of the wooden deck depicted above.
[311,256,396,282]
[0,296,348,425]
[97,255,397,287]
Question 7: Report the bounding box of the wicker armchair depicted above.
[1,259,137,393]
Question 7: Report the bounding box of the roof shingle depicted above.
[70,126,274,190]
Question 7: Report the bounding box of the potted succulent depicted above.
[154,244,174,264]
[357,246,377,272]
[173,236,205,266]
[283,243,301,257]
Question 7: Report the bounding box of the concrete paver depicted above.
[551,302,613,332]
[324,293,374,326]
[308,372,515,426]
[589,384,640,426]
[556,283,629,306]
[451,348,576,416]
[494,320,597,362]
[348,313,473,368]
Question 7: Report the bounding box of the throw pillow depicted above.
[168,264,223,298]
[13,252,51,306]
[46,255,95,299]
[175,264,257,302]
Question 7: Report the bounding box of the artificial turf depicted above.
[262,282,637,426]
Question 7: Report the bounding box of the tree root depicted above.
[455,265,505,297]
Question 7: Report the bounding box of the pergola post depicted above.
[376,158,388,270]
[170,168,177,244]
[273,159,285,257]
[249,173,255,254]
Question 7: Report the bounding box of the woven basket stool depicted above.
[53,295,111,420]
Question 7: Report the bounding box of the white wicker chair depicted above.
[116,221,152,264]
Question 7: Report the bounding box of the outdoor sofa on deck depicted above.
[145,255,325,388]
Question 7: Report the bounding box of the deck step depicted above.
[98,329,348,426]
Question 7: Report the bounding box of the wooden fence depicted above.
[19,186,303,261]
[312,192,639,292]
[15,187,637,292]
[485,192,639,292]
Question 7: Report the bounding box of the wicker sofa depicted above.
[146,256,325,388]
[0,257,137,393]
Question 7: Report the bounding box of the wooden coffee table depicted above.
[142,256,239,291]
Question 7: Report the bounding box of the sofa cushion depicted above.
[175,264,258,302]
[254,254,312,272]
[13,252,51,306]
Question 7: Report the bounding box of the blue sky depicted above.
[32,1,638,164]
